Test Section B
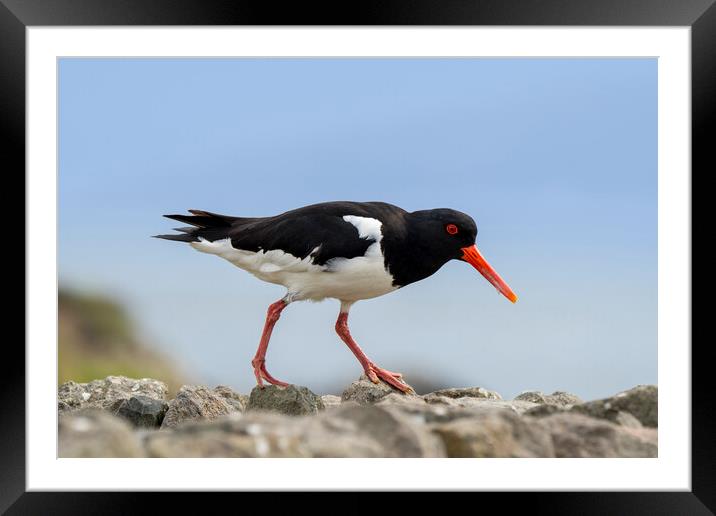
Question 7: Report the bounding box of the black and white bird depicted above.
[155,201,517,393]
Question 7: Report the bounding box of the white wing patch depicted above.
[342,215,383,257]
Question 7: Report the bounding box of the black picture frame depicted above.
[5,0,709,511]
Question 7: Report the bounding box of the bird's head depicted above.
[409,208,518,303]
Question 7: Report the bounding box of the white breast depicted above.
[189,215,397,302]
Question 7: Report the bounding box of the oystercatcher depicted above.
[155,201,517,393]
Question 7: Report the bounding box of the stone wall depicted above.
[58,376,657,458]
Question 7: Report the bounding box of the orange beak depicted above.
[461,245,518,303]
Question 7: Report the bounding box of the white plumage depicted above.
[190,215,397,302]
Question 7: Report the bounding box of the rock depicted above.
[213,385,248,412]
[302,404,445,457]
[58,376,168,414]
[298,406,387,457]
[484,400,538,415]
[524,404,567,418]
[549,391,584,406]
[146,404,445,458]
[422,386,534,415]
[525,387,655,429]
[425,395,537,415]
[514,390,583,407]
[540,413,657,457]
[377,394,472,424]
[431,410,554,458]
[612,385,658,427]
[514,391,546,404]
[611,411,644,428]
[116,395,168,428]
[571,385,657,428]
[496,400,537,415]
[341,375,396,404]
[161,385,236,429]
[55,377,659,459]
[425,387,502,401]
[146,412,308,458]
[320,395,342,409]
[59,410,143,457]
[376,392,429,408]
[375,391,538,424]
[247,385,324,416]
[570,403,644,428]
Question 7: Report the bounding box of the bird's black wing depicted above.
[156,201,407,266]
[229,201,408,265]
[229,214,372,266]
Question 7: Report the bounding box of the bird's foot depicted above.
[251,358,289,388]
[366,363,414,394]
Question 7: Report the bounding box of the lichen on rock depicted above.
[161,384,236,429]
[58,376,168,415]
[247,384,325,416]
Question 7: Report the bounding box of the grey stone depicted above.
[141,404,656,459]
[524,404,567,418]
[59,410,144,458]
[116,395,168,428]
[55,377,659,459]
[431,410,554,458]
[377,394,474,424]
[425,395,537,415]
[484,400,539,415]
[341,375,406,404]
[376,391,538,424]
[571,385,657,428]
[247,384,324,416]
[514,390,583,407]
[376,392,429,409]
[303,404,445,457]
[549,391,584,406]
[540,412,657,457]
[146,412,308,458]
[612,411,644,428]
[145,404,445,458]
[58,376,168,414]
[612,385,658,427]
[515,391,557,404]
[320,395,342,409]
[299,409,388,457]
[161,385,236,429]
[424,387,502,401]
[213,385,248,412]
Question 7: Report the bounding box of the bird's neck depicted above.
[382,213,453,288]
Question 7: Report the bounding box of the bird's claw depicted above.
[252,358,288,388]
[367,364,413,394]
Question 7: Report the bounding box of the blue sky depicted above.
[58,58,657,398]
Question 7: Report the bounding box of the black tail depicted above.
[153,209,237,243]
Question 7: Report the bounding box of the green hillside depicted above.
[58,288,185,394]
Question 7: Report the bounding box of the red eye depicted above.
[446,224,458,235]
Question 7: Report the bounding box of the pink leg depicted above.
[335,311,413,393]
[251,299,289,388]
